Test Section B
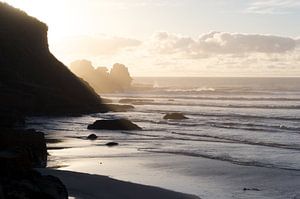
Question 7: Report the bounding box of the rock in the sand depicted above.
[0,170,68,199]
[106,142,119,147]
[0,129,47,168]
[87,134,98,140]
[88,119,142,130]
[163,113,188,120]
[243,188,260,191]
[0,129,68,199]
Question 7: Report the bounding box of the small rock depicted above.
[243,188,260,191]
[163,113,188,120]
[105,142,119,147]
[87,134,98,140]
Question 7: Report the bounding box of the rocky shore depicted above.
[0,128,68,199]
[0,2,105,198]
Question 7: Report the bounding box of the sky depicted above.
[3,0,300,76]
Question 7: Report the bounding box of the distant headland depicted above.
[70,60,132,93]
[70,60,153,93]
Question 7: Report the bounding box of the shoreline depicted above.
[39,168,200,199]
[45,141,300,199]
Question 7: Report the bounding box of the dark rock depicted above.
[0,109,25,128]
[0,129,47,168]
[101,98,113,103]
[163,113,188,120]
[243,188,260,191]
[0,170,68,199]
[87,134,98,140]
[0,2,107,117]
[88,119,142,130]
[105,142,119,147]
[0,128,68,199]
[105,104,134,112]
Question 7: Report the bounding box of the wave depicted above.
[131,101,300,109]
[191,112,300,122]
[170,132,300,150]
[206,121,300,133]
[164,87,215,92]
[149,86,300,97]
[139,148,300,171]
[143,109,300,122]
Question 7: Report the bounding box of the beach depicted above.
[26,77,300,199]
[40,142,300,199]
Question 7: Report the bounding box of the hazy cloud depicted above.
[149,31,298,58]
[53,35,141,56]
[51,31,300,76]
[98,0,182,10]
[245,0,300,14]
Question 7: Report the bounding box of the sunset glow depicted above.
[3,0,300,76]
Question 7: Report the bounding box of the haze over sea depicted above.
[27,77,300,199]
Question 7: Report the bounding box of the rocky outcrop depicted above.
[88,119,142,130]
[163,113,188,120]
[0,3,106,116]
[0,170,68,199]
[0,129,68,199]
[0,129,47,168]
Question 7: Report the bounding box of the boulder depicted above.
[0,129,68,199]
[0,129,47,168]
[87,134,97,140]
[105,142,119,147]
[163,113,188,120]
[0,170,68,199]
[88,119,142,130]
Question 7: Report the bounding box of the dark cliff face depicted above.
[0,3,106,116]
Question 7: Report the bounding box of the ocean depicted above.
[27,77,300,199]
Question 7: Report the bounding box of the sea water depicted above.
[27,77,300,198]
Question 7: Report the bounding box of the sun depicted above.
[2,0,73,40]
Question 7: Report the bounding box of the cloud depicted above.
[149,31,298,58]
[52,35,141,57]
[50,31,300,76]
[245,0,300,14]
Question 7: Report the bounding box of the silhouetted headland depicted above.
[0,3,107,118]
[0,2,105,198]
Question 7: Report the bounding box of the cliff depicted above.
[0,2,106,117]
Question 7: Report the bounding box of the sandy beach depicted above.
[40,168,199,199]
[41,135,300,199]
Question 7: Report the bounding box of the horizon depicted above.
[1,2,300,199]
[3,0,300,77]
